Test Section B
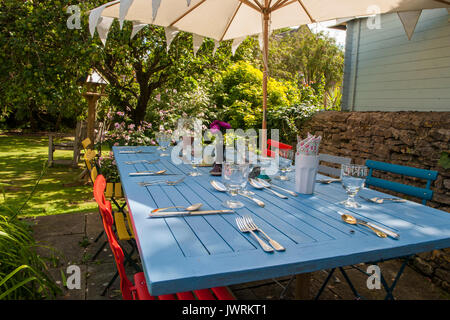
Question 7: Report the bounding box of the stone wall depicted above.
[298,111,450,292]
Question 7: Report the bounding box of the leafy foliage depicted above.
[0,162,61,299]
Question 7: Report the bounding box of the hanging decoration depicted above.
[193,34,204,56]
[119,0,134,29]
[231,36,246,56]
[131,21,147,39]
[164,27,180,52]
[152,0,162,21]
[397,10,422,40]
[97,17,114,46]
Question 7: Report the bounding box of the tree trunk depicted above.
[133,89,150,123]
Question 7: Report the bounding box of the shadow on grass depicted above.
[0,135,98,217]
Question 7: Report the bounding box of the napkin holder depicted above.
[295,153,319,194]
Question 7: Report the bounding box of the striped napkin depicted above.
[296,133,322,156]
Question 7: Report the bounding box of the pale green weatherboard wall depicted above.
[341,8,450,112]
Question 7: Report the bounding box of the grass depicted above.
[0,134,101,217]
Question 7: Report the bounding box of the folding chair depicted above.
[318,153,352,178]
[266,139,293,158]
[94,174,235,301]
[315,160,438,300]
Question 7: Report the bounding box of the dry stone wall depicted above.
[297,111,450,292]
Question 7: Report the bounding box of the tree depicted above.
[269,26,344,93]
[0,0,98,130]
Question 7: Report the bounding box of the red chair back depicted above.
[93,175,135,300]
[266,139,293,157]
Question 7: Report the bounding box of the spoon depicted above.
[341,214,387,238]
[248,179,288,199]
[256,178,297,197]
[210,180,265,208]
[151,203,203,214]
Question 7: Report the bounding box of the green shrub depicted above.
[213,61,320,142]
[0,163,61,299]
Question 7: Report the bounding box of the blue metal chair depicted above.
[315,160,438,300]
[365,160,438,205]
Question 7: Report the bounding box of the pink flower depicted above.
[114,142,119,146]
[128,124,135,130]
[117,111,124,116]
[151,140,156,145]
[114,122,120,129]
[155,94,161,102]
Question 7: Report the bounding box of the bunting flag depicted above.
[119,0,134,29]
[397,10,422,40]
[97,16,114,46]
[212,40,220,56]
[193,34,204,56]
[152,0,162,21]
[231,36,246,56]
[164,27,180,52]
[131,21,147,39]
[186,0,191,6]
[89,0,119,38]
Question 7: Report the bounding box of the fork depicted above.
[236,217,273,252]
[359,195,406,204]
[243,216,285,251]
[138,177,185,186]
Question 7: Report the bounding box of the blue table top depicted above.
[113,146,450,296]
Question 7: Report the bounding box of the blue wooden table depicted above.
[113,146,450,296]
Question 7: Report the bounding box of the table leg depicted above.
[295,273,311,300]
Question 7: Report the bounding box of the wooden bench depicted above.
[48,121,87,168]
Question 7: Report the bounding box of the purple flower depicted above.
[209,120,231,133]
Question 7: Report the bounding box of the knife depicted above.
[129,172,179,176]
[356,218,400,240]
[148,209,235,218]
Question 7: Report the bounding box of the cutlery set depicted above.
[122,152,400,245]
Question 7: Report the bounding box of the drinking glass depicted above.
[156,132,171,156]
[222,162,250,209]
[188,152,203,176]
[340,164,368,208]
[276,149,294,181]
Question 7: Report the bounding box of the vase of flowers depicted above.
[208,120,231,176]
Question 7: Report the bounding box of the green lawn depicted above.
[0,134,100,217]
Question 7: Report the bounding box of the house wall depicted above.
[342,8,450,112]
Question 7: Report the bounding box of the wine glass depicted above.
[156,132,171,156]
[222,162,250,209]
[340,164,368,208]
[276,149,294,181]
[188,151,203,176]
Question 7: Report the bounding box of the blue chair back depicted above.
[365,160,438,205]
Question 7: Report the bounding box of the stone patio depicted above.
[28,212,450,300]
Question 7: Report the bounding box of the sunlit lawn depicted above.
[0,134,104,217]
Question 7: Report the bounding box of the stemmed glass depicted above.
[340,164,368,208]
[276,149,294,181]
[155,132,171,156]
[222,162,250,209]
[188,151,203,176]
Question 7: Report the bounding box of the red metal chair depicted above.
[93,174,235,300]
[266,139,293,158]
